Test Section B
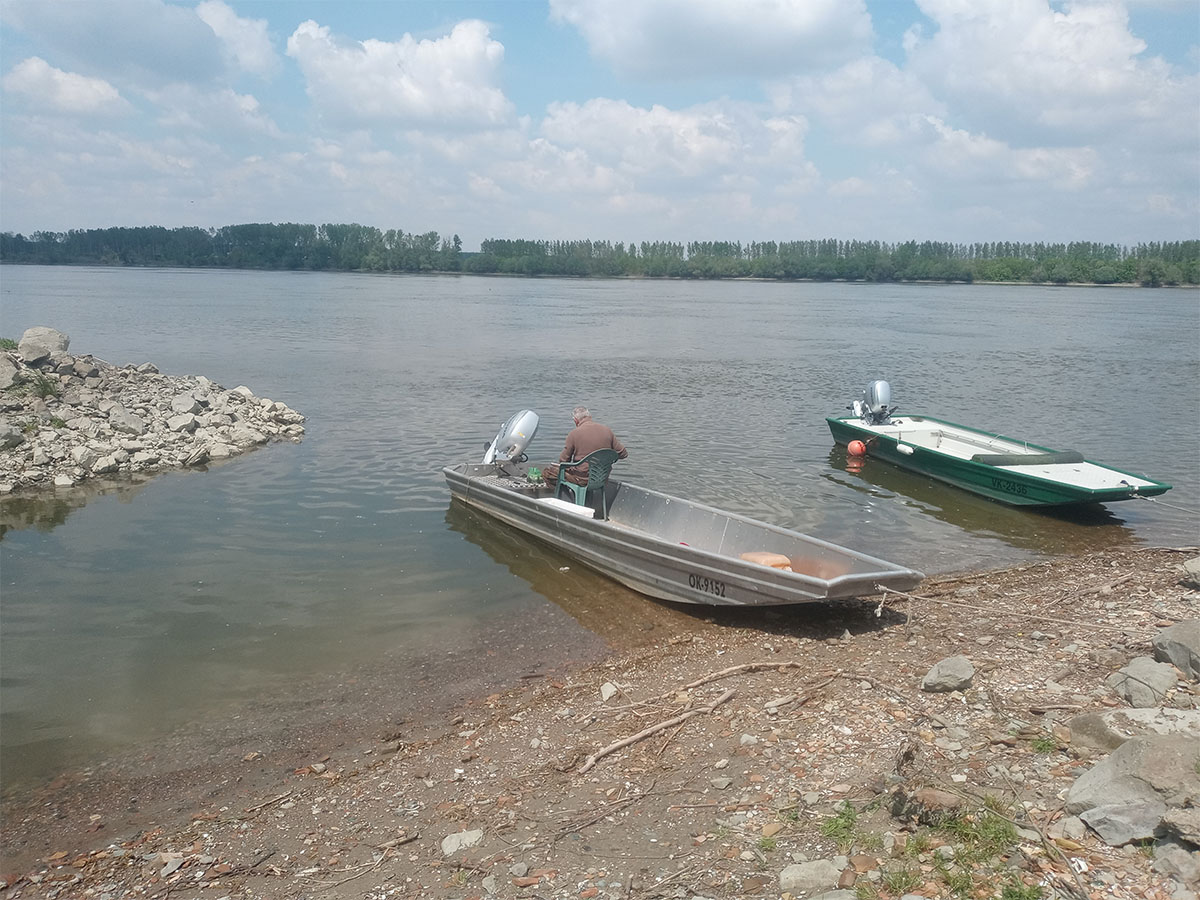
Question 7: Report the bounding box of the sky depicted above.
[1,0,1197,250]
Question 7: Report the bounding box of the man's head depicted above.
[572,406,590,425]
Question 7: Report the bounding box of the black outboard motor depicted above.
[852,380,896,425]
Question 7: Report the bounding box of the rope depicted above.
[1136,494,1200,515]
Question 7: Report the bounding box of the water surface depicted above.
[2,267,1196,787]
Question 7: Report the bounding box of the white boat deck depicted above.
[863,418,1158,490]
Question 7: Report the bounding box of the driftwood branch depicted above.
[605,664,837,716]
[681,662,818,691]
[579,689,735,774]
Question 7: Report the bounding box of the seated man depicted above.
[541,406,628,493]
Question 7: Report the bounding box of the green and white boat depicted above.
[826,381,1172,508]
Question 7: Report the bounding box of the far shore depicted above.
[0,259,1196,290]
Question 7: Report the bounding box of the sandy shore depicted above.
[2,547,1197,899]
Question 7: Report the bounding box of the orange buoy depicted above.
[848,439,867,456]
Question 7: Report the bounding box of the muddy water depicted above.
[2,266,1196,792]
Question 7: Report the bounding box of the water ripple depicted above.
[1,269,1195,787]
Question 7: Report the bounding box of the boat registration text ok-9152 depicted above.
[688,573,727,598]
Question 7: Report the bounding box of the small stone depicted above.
[441,828,484,856]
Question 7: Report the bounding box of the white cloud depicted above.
[906,0,1198,143]
[285,19,513,127]
[0,0,1193,244]
[491,138,625,194]
[774,56,944,147]
[146,84,282,138]
[542,99,744,177]
[537,99,822,208]
[828,176,874,197]
[549,0,873,77]
[3,57,132,116]
[195,0,279,77]
[1,0,223,87]
[0,115,216,228]
[918,116,1097,188]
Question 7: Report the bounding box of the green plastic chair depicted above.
[555,448,621,519]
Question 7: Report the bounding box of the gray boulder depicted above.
[170,393,201,415]
[1079,799,1167,846]
[1182,558,1200,590]
[921,655,975,693]
[72,357,99,378]
[18,327,69,364]
[0,423,23,449]
[1066,735,1200,843]
[71,446,99,469]
[1153,837,1200,889]
[1161,807,1200,846]
[0,354,18,390]
[1106,656,1179,707]
[779,859,843,895]
[108,405,147,437]
[1153,620,1200,682]
[167,413,197,433]
[1068,708,1200,751]
[230,423,268,445]
[92,454,120,475]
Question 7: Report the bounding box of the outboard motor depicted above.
[482,410,540,464]
[852,380,896,425]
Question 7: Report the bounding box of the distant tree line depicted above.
[1,225,1196,286]
[468,238,1198,285]
[0,224,462,273]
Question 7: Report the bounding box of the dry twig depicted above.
[579,689,735,774]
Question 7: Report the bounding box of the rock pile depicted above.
[0,327,304,494]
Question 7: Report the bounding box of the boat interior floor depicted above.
[857,420,1157,490]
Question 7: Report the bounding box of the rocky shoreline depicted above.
[0,549,1197,899]
[0,327,304,494]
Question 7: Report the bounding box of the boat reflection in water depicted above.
[444,498,707,650]
[824,448,1138,558]
[445,497,913,643]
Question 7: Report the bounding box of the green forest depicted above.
[2,224,1197,286]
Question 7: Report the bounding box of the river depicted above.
[1,266,1196,789]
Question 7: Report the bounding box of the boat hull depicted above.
[827,415,1172,507]
[444,463,923,607]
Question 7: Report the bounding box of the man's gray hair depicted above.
[573,406,590,421]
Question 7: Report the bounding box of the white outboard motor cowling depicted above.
[482,410,540,464]
[852,380,895,425]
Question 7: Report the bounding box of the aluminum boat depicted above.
[443,411,924,607]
